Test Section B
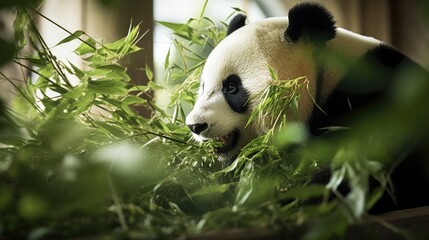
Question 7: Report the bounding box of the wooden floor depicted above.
[348,206,429,239]
[183,207,429,240]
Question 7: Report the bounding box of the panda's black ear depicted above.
[285,3,336,44]
[227,14,246,35]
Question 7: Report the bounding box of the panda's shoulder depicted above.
[362,44,415,68]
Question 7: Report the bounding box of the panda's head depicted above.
[186,3,336,162]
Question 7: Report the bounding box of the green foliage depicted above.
[0,0,36,66]
[1,2,429,240]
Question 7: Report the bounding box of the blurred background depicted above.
[1,0,428,112]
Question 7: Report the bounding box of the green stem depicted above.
[28,7,96,50]
[0,71,45,116]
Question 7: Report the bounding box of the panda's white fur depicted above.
[186,9,383,161]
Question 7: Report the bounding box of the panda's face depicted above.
[185,14,318,162]
[185,26,271,161]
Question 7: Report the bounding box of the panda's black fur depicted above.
[309,44,423,136]
[283,3,429,214]
[285,2,336,44]
[282,3,428,214]
[187,2,429,214]
[226,13,247,36]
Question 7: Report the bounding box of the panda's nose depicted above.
[187,123,208,135]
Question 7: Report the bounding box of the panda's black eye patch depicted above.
[224,81,238,94]
[222,75,249,113]
[222,75,241,94]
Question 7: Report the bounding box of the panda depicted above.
[185,2,429,213]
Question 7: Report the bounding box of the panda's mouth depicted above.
[214,130,240,154]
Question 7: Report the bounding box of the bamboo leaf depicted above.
[157,21,188,35]
[55,30,85,47]
[0,136,27,147]
[121,95,147,105]
[74,38,96,55]
[280,185,328,200]
[164,47,171,70]
[87,79,128,95]
[145,64,153,81]
[191,184,230,198]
